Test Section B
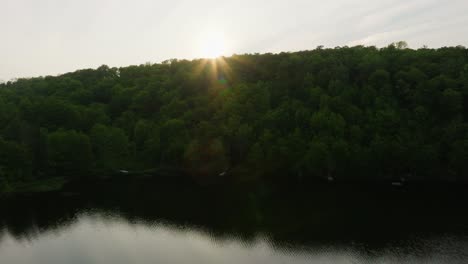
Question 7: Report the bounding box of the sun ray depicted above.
[192,58,210,78]
[215,57,233,84]
[190,30,236,90]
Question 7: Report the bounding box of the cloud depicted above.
[0,0,467,80]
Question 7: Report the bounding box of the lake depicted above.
[1,180,468,263]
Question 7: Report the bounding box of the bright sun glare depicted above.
[198,31,229,59]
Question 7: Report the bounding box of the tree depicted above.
[184,138,228,179]
[1,44,468,186]
[0,137,31,181]
[90,124,129,171]
[47,130,93,177]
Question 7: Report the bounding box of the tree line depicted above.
[1,43,467,191]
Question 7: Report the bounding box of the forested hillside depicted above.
[1,43,468,191]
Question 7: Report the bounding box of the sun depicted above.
[197,31,229,59]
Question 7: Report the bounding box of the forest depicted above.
[1,43,468,193]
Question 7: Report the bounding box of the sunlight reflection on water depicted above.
[1,211,467,264]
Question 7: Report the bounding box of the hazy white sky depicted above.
[1,0,467,81]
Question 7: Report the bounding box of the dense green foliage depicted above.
[1,43,468,189]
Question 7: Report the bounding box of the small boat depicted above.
[391,177,406,187]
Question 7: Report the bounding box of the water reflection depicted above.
[1,181,468,263]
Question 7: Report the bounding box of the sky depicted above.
[1,0,468,81]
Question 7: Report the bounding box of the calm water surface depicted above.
[1,181,468,263]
